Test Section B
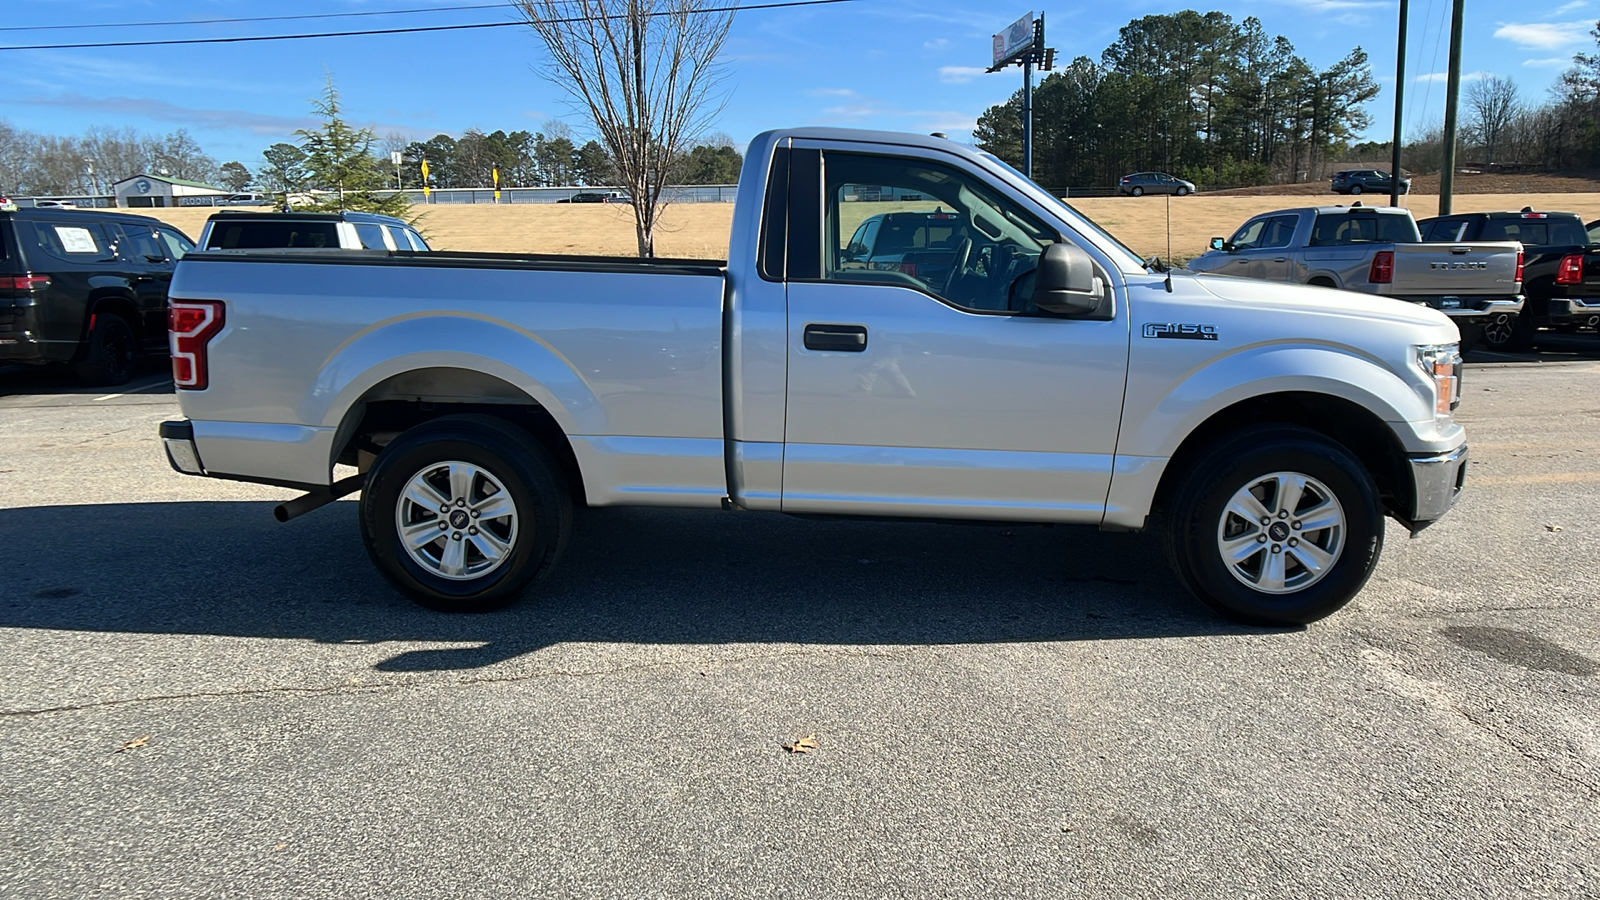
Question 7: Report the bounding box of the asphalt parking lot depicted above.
[2,342,1597,899]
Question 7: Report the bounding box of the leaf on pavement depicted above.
[783,734,820,754]
[114,735,150,754]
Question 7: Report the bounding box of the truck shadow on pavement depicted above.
[0,501,1271,672]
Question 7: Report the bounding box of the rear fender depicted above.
[309,314,602,436]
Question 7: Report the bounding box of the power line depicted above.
[0,0,854,52]
[0,4,506,34]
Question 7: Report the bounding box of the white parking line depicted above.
[91,380,172,402]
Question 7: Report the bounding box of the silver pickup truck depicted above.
[1187,205,1524,350]
[159,128,1469,626]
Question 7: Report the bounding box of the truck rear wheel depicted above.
[359,414,570,613]
[1164,426,1383,626]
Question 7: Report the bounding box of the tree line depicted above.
[975,10,1379,190]
[0,122,228,195]
[0,110,741,200]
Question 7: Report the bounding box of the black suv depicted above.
[1330,169,1410,195]
[0,200,195,385]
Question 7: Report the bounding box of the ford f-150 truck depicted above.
[159,128,1469,626]
[1187,205,1523,351]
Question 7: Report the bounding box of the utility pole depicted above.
[1438,0,1465,215]
[1023,49,1034,178]
[1389,0,1408,207]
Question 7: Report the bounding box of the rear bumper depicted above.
[160,419,206,475]
[1546,297,1600,325]
[1405,442,1468,531]
[1397,296,1523,321]
[0,334,76,364]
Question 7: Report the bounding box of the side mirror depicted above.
[1031,242,1100,315]
[1209,236,1226,251]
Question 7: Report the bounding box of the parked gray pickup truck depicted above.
[1187,205,1523,350]
[160,128,1469,626]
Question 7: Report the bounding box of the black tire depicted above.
[1176,186,1190,196]
[1131,186,1145,197]
[359,414,571,613]
[1349,185,1363,195]
[73,313,135,386]
[1457,323,1481,354]
[1164,426,1384,626]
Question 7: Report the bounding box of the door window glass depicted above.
[1260,216,1299,249]
[354,223,387,249]
[823,151,1057,313]
[158,227,193,259]
[1229,219,1268,249]
[115,224,165,263]
[30,222,114,262]
[404,229,430,251]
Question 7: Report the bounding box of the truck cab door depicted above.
[776,142,1130,523]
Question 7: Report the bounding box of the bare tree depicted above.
[1467,75,1519,166]
[515,0,735,257]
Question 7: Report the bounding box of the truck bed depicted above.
[171,249,730,504]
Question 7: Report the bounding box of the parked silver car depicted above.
[1118,172,1194,196]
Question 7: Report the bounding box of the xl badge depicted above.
[1143,323,1218,340]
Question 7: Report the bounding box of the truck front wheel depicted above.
[359,414,571,612]
[1165,427,1383,625]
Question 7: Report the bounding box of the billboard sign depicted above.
[992,11,1035,68]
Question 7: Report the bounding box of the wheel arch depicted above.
[1151,391,1413,524]
[330,366,586,506]
[84,288,142,339]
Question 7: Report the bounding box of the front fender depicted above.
[1118,342,1434,462]
[310,313,602,434]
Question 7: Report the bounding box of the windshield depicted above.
[978,151,1145,269]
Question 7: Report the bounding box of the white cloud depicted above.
[1524,56,1572,67]
[938,66,989,84]
[1493,21,1593,49]
[808,88,858,97]
[923,38,951,51]
[1414,70,1493,83]
[1554,1,1588,14]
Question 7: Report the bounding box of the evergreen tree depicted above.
[295,76,409,217]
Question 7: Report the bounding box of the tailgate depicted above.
[1389,241,1521,297]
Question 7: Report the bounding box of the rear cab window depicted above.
[1480,215,1588,247]
[1309,212,1420,245]
[206,220,341,249]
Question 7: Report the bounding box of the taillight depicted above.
[0,274,50,291]
[898,261,918,277]
[1368,250,1393,284]
[1514,250,1524,285]
[168,300,225,390]
[1556,253,1583,285]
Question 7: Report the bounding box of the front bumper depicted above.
[1406,442,1468,530]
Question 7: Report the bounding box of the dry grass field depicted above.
[137,191,1600,263]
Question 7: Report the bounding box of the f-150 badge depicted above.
[1143,323,1218,340]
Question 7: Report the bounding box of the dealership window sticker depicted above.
[54,226,99,254]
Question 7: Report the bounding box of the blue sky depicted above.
[2,0,1592,171]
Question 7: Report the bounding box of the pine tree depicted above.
[295,76,410,218]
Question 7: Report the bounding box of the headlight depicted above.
[1415,343,1462,424]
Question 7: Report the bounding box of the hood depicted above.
[1184,271,1455,331]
